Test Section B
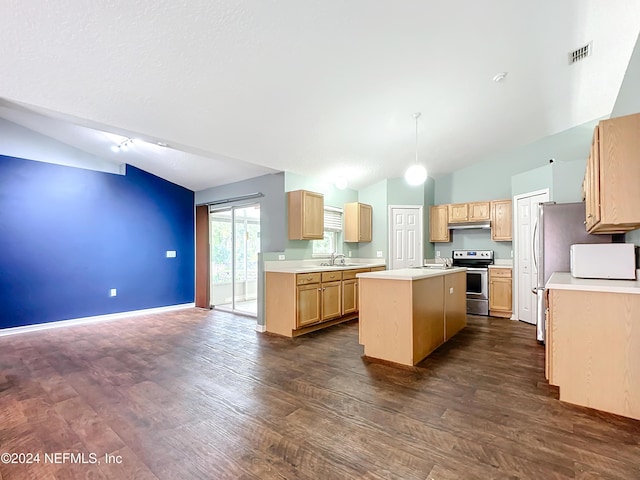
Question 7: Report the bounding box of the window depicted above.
[312,206,342,257]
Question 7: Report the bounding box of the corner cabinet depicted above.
[584,112,640,233]
[344,202,372,242]
[489,267,512,318]
[429,205,450,242]
[491,200,512,241]
[288,190,324,240]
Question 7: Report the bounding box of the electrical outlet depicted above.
[511,250,514,258]
[166,250,176,258]
[449,287,454,294]
[376,251,383,258]
[278,254,285,260]
[436,251,441,257]
[348,251,352,257]
[110,289,117,297]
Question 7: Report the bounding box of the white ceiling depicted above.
[1,0,639,191]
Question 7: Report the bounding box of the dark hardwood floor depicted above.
[1,310,639,480]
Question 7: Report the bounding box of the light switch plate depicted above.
[110,289,117,297]
[278,254,285,260]
[166,250,177,258]
[449,287,454,294]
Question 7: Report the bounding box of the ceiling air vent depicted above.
[569,42,592,65]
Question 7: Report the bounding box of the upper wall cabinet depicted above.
[288,190,324,240]
[584,112,640,234]
[491,200,512,241]
[448,201,490,223]
[344,202,372,242]
[469,201,490,221]
[430,205,450,242]
[448,203,468,223]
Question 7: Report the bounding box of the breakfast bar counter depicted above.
[357,267,467,366]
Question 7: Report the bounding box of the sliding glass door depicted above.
[209,204,260,316]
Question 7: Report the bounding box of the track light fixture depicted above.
[111,138,134,153]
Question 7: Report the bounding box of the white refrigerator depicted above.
[532,202,612,342]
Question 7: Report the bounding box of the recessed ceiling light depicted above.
[493,72,508,83]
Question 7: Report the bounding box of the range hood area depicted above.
[448,221,491,230]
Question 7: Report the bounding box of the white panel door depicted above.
[390,207,422,270]
[516,191,548,324]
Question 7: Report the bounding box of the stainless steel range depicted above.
[452,250,494,316]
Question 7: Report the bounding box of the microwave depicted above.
[570,243,636,280]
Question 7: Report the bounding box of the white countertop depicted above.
[546,271,640,294]
[489,260,513,269]
[357,267,467,281]
[264,259,386,274]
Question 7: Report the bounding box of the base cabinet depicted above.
[547,288,640,420]
[266,267,385,337]
[489,268,512,318]
[296,284,322,327]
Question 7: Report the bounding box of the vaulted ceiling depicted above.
[1,1,639,191]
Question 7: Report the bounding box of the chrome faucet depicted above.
[330,252,346,265]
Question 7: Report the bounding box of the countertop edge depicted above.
[546,272,640,294]
[357,267,467,281]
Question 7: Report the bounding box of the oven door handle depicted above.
[465,267,489,272]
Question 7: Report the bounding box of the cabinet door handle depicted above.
[317,288,322,291]
[322,288,326,291]
[307,276,313,281]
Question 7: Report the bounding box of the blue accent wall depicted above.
[0,155,195,329]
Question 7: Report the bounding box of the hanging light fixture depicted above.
[404,112,427,186]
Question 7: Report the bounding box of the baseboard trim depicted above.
[0,303,196,337]
[255,324,266,333]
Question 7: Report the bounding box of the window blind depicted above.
[324,206,343,232]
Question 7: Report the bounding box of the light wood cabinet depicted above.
[344,202,372,242]
[491,200,512,241]
[448,203,469,223]
[358,271,467,366]
[321,281,342,321]
[547,288,640,420]
[341,268,371,316]
[489,267,512,318]
[288,190,324,240]
[444,272,467,340]
[266,266,384,337]
[296,283,322,327]
[468,201,490,221]
[447,201,490,223]
[429,205,450,242]
[342,279,358,315]
[584,112,640,233]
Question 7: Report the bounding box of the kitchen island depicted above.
[357,267,467,366]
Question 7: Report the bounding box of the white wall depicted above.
[0,118,122,174]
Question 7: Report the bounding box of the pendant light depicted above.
[404,112,427,186]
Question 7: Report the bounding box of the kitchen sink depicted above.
[412,265,451,270]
